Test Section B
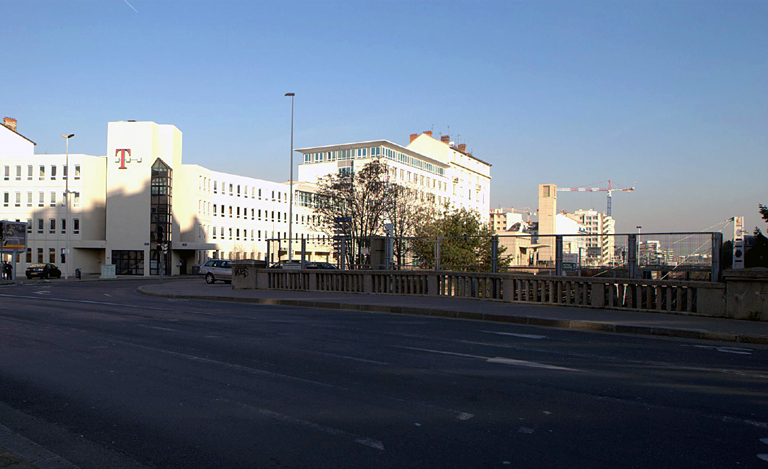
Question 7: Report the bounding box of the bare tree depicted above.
[313,159,393,268]
[387,182,435,268]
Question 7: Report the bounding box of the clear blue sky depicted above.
[2,0,766,236]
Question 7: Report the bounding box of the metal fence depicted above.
[264,232,723,281]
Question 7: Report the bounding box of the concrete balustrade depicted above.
[231,260,766,320]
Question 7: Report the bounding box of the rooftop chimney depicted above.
[440,135,450,145]
[458,143,466,153]
[3,117,17,132]
[410,133,418,143]
[424,130,433,138]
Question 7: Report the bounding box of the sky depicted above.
[1,0,766,237]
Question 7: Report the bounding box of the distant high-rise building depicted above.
[566,209,616,265]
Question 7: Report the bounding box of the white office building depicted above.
[1,118,324,278]
[295,130,492,222]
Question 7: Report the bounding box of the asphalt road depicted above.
[1,279,767,468]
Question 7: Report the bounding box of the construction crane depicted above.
[556,180,635,217]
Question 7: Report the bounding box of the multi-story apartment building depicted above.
[565,209,616,265]
[295,131,492,222]
[1,118,323,278]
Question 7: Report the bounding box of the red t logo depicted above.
[116,149,131,169]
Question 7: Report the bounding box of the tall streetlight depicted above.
[285,92,295,261]
[61,133,74,279]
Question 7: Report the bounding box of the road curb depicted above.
[0,423,79,469]
[136,287,768,345]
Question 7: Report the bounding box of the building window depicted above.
[50,192,56,207]
[50,165,56,180]
[3,166,8,180]
[15,165,21,180]
[73,192,80,207]
[74,165,80,180]
[26,248,32,263]
[26,219,31,233]
[73,218,79,234]
[63,165,67,180]
[49,248,55,263]
[37,248,43,263]
[150,159,173,276]
[15,192,20,207]
[27,165,33,180]
[61,248,66,264]
[26,192,32,207]
[61,218,66,234]
[49,219,56,234]
[3,192,9,207]
[112,250,145,275]
[39,165,45,180]
[38,192,44,207]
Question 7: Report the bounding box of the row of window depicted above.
[23,247,67,265]
[197,176,289,202]
[2,191,80,208]
[3,164,81,181]
[302,147,445,177]
[26,218,81,235]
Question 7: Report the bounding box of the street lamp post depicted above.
[61,133,74,279]
[285,92,295,261]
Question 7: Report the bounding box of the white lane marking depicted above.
[758,454,768,462]
[136,324,178,332]
[722,417,768,429]
[0,293,172,311]
[104,293,112,297]
[106,339,474,421]
[481,331,546,340]
[518,427,534,434]
[217,398,384,450]
[464,341,768,380]
[395,346,584,372]
[33,291,51,295]
[302,349,389,366]
[761,438,768,445]
[683,345,753,355]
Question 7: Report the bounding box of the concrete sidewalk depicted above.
[139,279,768,345]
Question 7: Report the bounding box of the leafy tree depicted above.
[761,204,768,224]
[412,205,508,272]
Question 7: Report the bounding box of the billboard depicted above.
[0,221,28,251]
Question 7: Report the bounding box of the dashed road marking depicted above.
[481,330,546,340]
[395,346,584,372]
[217,398,385,450]
[683,345,753,355]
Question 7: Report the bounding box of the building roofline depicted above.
[295,139,450,168]
[0,123,37,146]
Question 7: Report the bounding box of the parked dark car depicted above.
[270,260,338,270]
[26,263,62,279]
[304,262,338,270]
[269,260,302,270]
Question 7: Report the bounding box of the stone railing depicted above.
[231,260,767,320]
